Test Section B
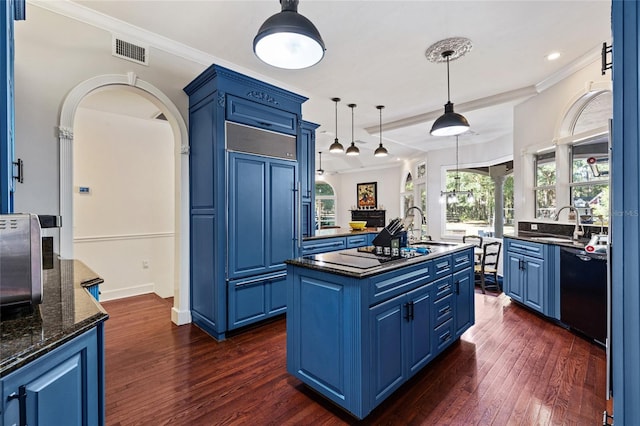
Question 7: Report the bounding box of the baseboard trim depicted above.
[100,283,154,301]
[171,307,192,326]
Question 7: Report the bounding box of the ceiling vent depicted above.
[112,36,149,66]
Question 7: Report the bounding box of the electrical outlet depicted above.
[142,260,149,269]
[531,224,538,230]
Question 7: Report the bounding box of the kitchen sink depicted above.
[410,241,458,247]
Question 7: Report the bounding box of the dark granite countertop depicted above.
[0,257,108,377]
[303,227,381,241]
[286,241,473,278]
[504,232,589,249]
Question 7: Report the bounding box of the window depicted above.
[417,162,426,179]
[401,172,414,215]
[315,181,336,228]
[444,170,515,236]
[570,137,609,222]
[534,151,556,219]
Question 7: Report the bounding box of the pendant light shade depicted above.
[253,0,325,69]
[316,151,324,175]
[346,104,360,156]
[329,97,344,153]
[374,105,389,157]
[429,47,470,137]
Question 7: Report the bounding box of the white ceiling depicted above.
[38,0,611,174]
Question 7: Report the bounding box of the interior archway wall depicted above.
[58,72,191,325]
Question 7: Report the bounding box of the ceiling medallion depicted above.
[425,37,473,63]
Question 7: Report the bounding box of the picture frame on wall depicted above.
[357,182,377,209]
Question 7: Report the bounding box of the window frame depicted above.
[315,181,337,228]
[533,150,557,219]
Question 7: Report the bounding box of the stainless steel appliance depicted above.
[0,213,43,307]
[560,246,607,345]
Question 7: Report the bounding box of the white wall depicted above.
[73,107,175,299]
[513,59,611,224]
[320,165,402,228]
[13,5,200,222]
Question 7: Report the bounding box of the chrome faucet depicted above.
[404,206,426,241]
[553,205,584,241]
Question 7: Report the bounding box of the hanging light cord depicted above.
[379,107,383,144]
[334,100,338,137]
[446,53,452,103]
[455,135,460,192]
[351,105,355,142]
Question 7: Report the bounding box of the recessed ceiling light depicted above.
[546,52,561,61]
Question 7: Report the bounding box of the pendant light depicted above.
[426,37,472,137]
[346,104,360,156]
[316,151,324,175]
[440,136,474,204]
[329,97,344,153]
[253,0,325,69]
[374,105,389,157]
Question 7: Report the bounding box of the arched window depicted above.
[401,172,414,215]
[315,181,337,228]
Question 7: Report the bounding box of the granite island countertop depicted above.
[286,241,473,278]
[0,257,108,377]
[303,227,381,241]
[504,232,590,249]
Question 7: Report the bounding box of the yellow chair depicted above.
[474,241,502,294]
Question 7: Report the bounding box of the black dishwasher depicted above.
[560,247,607,345]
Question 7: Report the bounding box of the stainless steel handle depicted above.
[295,181,301,251]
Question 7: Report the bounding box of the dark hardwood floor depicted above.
[102,290,606,425]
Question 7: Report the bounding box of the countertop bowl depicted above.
[349,221,367,230]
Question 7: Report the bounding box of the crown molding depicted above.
[535,43,606,93]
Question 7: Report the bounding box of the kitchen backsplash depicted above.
[517,221,608,240]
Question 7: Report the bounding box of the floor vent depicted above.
[112,36,149,66]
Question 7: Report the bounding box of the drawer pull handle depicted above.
[441,331,451,343]
[439,307,451,316]
[8,385,27,426]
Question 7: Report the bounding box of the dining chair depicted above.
[474,241,502,294]
[463,235,484,265]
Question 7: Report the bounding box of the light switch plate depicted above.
[531,224,538,230]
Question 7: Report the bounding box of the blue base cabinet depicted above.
[184,65,310,340]
[286,248,475,419]
[0,327,104,426]
[503,238,559,319]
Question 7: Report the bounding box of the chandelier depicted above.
[440,136,474,204]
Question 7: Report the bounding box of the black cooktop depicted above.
[307,247,419,270]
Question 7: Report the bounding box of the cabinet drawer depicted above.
[346,234,369,248]
[301,237,347,255]
[433,255,453,278]
[452,249,473,272]
[228,272,287,330]
[433,293,453,327]
[226,95,297,135]
[434,318,455,353]
[369,261,433,306]
[505,239,544,258]
[433,275,453,300]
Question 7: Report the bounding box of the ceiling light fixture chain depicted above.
[316,151,324,175]
[329,98,344,153]
[374,105,389,157]
[441,135,474,204]
[346,103,360,156]
[427,37,472,137]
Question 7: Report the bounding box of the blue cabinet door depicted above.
[523,256,545,312]
[370,293,406,406]
[228,153,296,278]
[406,284,433,376]
[0,0,23,213]
[505,253,524,303]
[454,266,474,337]
[1,328,100,426]
[268,160,296,266]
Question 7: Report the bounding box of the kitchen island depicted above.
[285,242,475,419]
[0,258,108,425]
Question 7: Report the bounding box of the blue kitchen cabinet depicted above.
[301,236,347,255]
[453,266,474,337]
[184,64,308,340]
[1,327,103,426]
[370,282,433,407]
[0,0,23,213]
[300,121,318,238]
[227,271,287,329]
[503,238,559,319]
[227,152,296,280]
[346,233,369,248]
[287,247,475,419]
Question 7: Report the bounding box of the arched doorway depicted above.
[58,72,190,325]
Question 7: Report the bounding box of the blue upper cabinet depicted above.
[300,121,318,237]
[184,65,307,340]
[1,0,24,213]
